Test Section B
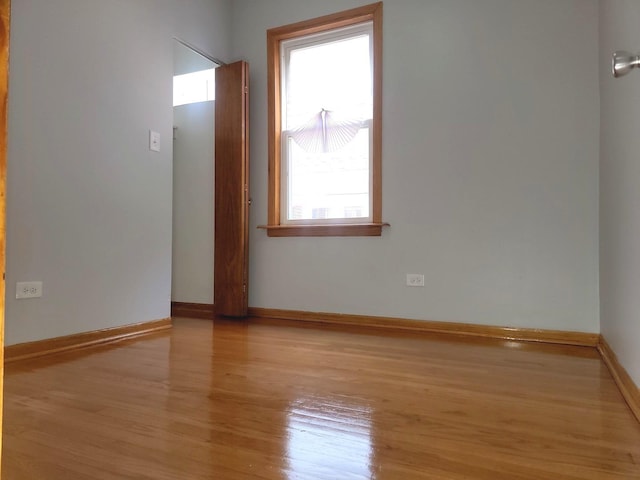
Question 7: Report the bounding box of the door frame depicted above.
[0,0,10,474]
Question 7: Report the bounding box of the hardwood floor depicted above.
[3,317,640,479]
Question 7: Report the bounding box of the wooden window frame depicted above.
[261,2,386,238]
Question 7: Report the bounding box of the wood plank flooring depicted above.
[3,317,640,479]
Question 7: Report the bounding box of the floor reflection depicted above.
[286,397,373,479]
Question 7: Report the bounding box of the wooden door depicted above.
[0,0,9,472]
[214,61,249,317]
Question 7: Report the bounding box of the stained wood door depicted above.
[214,61,249,317]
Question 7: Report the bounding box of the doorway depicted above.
[171,40,219,309]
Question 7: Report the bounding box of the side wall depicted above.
[599,0,640,385]
[5,0,230,345]
[232,0,601,332]
[172,101,215,304]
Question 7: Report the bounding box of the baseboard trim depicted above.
[171,302,215,320]
[4,318,172,363]
[598,336,640,423]
[247,308,599,347]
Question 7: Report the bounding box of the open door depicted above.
[214,61,249,317]
[0,0,9,472]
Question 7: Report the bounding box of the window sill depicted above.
[257,222,390,237]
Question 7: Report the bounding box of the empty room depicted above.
[0,0,639,479]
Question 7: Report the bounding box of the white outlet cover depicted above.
[406,274,425,287]
[16,281,43,299]
[149,130,160,152]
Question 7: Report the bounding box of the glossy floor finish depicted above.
[3,317,640,479]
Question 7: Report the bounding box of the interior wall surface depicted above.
[599,0,640,385]
[5,0,231,345]
[231,0,601,332]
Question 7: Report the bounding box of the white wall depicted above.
[6,0,601,345]
[173,41,216,76]
[6,0,230,345]
[232,0,601,332]
[599,0,640,385]
[172,101,215,304]
[173,0,231,65]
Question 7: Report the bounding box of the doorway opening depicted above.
[171,40,219,310]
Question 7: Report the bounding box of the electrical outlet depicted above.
[16,281,43,299]
[406,274,425,287]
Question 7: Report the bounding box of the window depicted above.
[262,2,385,237]
[173,68,216,107]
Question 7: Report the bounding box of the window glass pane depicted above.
[286,33,372,130]
[282,25,373,224]
[287,128,370,221]
[173,68,216,107]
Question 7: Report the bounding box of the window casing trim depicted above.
[263,2,384,237]
[279,23,374,225]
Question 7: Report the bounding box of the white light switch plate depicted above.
[149,130,160,152]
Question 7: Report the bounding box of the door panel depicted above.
[214,61,249,317]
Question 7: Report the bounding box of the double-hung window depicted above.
[263,3,385,237]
